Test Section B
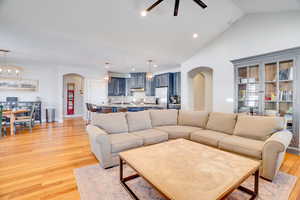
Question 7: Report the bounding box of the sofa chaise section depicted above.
[231,115,292,180]
[87,112,141,168]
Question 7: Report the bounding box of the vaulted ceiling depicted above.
[0,0,299,72]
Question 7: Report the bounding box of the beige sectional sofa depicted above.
[86,109,292,181]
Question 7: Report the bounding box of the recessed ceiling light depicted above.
[132,67,135,71]
[193,33,198,38]
[141,10,147,17]
[153,64,158,68]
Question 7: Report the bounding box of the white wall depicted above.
[181,11,300,112]
[0,62,107,122]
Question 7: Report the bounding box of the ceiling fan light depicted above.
[193,33,198,38]
[141,10,147,17]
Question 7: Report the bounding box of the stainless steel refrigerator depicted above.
[155,87,168,109]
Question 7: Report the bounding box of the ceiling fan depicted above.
[143,0,207,16]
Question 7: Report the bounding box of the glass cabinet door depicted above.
[264,62,278,115]
[263,60,294,133]
[237,65,260,114]
[279,60,294,132]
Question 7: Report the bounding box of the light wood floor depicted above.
[0,118,300,200]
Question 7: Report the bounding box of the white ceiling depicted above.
[233,0,300,13]
[0,0,299,72]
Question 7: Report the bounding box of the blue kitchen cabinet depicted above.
[108,77,126,96]
[154,73,171,88]
[130,73,146,88]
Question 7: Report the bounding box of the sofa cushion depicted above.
[109,133,143,153]
[126,111,152,132]
[234,116,285,141]
[206,112,237,134]
[219,136,264,159]
[178,110,209,128]
[92,112,128,134]
[155,125,202,139]
[150,109,178,127]
[131,129,168,145]
[190,130,231,147]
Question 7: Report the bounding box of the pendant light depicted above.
[104,62,111,82]
[146,60,154,81]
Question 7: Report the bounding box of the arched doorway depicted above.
[63,73,85,118]
[188,67,213,111]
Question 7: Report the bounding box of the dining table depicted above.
[2,109,30,136]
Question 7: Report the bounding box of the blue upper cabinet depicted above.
[130,73,146,88]
[154,73,171,88]
[145,78,155,96]
[108,77,126,96]
[108,72,180,97]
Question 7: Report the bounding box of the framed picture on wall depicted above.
[0,78,39,91]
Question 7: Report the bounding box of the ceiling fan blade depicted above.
[146,0,165,12]
[193,0,207,9]
[174,0,180,16]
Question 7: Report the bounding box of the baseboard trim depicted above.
[64,114,83,118]
[287,147,300,155]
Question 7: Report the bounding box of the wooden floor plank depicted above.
[0,118,299,200]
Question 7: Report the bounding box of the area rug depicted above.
[74,164,297,200]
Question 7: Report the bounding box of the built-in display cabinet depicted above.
[232,47,300,148]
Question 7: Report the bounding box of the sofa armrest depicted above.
[86,125,113,168]
[262,130,292,180]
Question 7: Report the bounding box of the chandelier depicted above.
[0,49,22,79]
[146,60,154,81]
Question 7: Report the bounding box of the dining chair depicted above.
[14,104,36,133]
[0,105,7,137]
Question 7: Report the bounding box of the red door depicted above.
[67,83,75,115]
